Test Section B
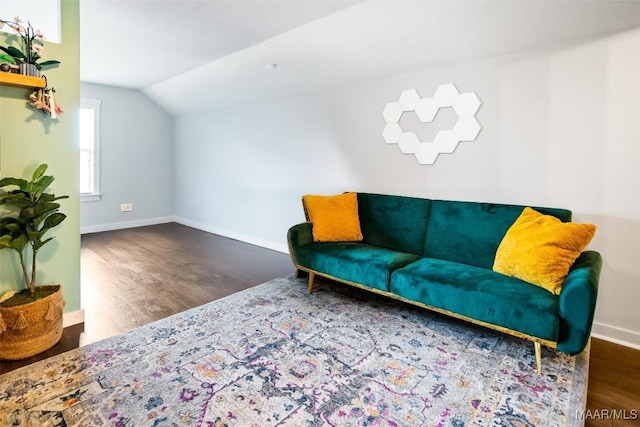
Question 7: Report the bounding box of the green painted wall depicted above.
[0,1,81,313]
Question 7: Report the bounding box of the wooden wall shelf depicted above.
[0,73,46,89]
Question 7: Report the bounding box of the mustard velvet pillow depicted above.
[493,207,596,295]
[303,192,363,242]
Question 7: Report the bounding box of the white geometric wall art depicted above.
[433,84,459,108]
[382,83,482,164]
[415,98,439,123]
[415,142,439,165]
[398,89,421,111]
[398,132,420,154]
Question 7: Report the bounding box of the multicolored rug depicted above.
[0,275,588,426]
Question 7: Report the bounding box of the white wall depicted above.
[174,28,640,348]
[80,83,174,232]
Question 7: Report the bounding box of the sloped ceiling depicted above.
[81,1,640,115]
[80,0,360,89]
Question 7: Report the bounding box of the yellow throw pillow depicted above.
[493,207,596,295]
[303,192,363,242]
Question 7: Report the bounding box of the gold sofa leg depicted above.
[534,342,542,374]
[308,271,316,294]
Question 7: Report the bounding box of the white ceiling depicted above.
[79,0,360,89]
[80,1,640,115]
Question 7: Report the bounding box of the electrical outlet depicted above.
[120,203,133,212]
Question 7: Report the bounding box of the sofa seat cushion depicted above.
[296,243,421,292]
[390,258,559,341]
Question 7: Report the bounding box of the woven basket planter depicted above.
[0,285,64,360]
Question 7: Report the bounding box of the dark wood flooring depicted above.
[1,223,638,426]
[78,223,293,344]
[586,339,640,426]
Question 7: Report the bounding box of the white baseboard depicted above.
[63,309,84,328]
[81,216,174,234]
[81,216,289,253]
[591,321,640,350]
[174,216,289,254]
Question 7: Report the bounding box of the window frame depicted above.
[80,98,102,202]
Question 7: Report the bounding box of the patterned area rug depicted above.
[0,275,588,426]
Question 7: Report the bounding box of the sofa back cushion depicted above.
[423,200,572,269]
[357,193,431,255]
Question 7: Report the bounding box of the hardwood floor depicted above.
[79,223,293,344]
[1,223,638,426]
[585,339,640,426]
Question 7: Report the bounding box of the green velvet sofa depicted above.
[287,192,602,373]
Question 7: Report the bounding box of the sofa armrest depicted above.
[287,222,313,266]
[556,250,602,355]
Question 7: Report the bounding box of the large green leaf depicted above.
[43,212,66,229]
[33,202,60,215]
[4,46,26,60]
[39,193,62,202]
[27,230,45,241]
[0,191,32,207]
[31,203,61,228]
[10,234,28,252]
[32,164,48,182]
[21,181,37,193]
[0,52,15,63]
[30,176,55,199]
[33,237,53,251]
[0,235,13,249]
[19,206,37,222]
[0,178,27,188]
[0,196,32,209]
[0,217,19,226]
[0,46,20,59]
[35,175,54,190]
[38,60,60,69]
[3,223,22,234]
[0,190,30,199]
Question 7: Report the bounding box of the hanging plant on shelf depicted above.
[0,17,60,76]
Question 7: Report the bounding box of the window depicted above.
[80,98,101,201]
[0,1,61,43]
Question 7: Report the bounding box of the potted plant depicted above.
[0,17,60,76]
[0,164,68,360]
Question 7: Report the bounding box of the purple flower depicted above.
[179,388,199,402]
